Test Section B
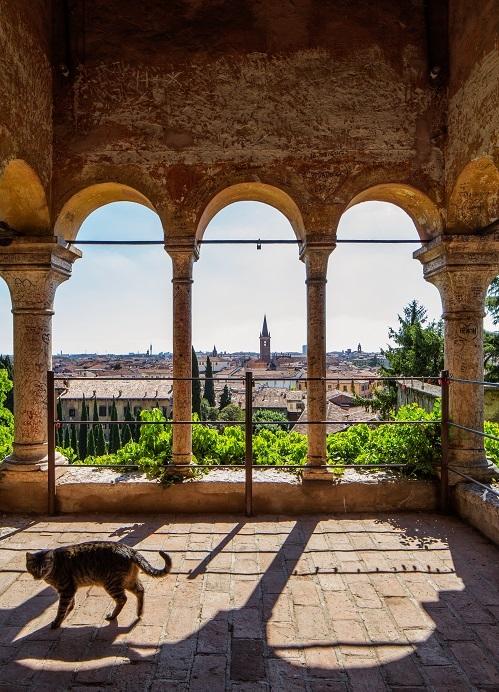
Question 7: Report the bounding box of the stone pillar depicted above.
[0,239,81,471]
[300,240,335,480]
[166,243,198,468]
[415,235,499,482]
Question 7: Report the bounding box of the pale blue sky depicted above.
[0,201,493,355]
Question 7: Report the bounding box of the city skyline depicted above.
[0,200,494,355]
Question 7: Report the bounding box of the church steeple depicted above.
[261,315,269,338]
[259,315,271,363]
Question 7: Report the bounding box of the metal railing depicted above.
[47,370,447,516]
[48,370,499,515]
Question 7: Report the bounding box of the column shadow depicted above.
[0,513,497,690]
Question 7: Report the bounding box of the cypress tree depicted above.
[63,425,71,449]
[78,395,88,460]
[70,424,78,457]
[121,424,132,445]
[134,411,142,442]
[95,423,107,456]
[192,347,201,416]
[219,384,231,410]
[204,355,216,407]
[56,398,64,446]
[109,397,121,454]
[93,398,99,422]
[87,427,96,457]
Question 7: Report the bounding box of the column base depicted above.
[2,451,67,472]
[170,456,196,478]
[302,465,337,481]
[447,458,499,486]
[0,454,68,513]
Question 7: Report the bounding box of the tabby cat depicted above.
[26,541,172,628]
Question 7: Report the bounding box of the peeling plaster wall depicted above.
[52,0,445,231]
[447,0,499,192]
[0,1,53,189]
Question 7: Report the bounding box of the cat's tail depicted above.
[133,550,172,577]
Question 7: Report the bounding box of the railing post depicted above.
[47,370,56,515]
[245,370,253,517]
[440,369,450,513]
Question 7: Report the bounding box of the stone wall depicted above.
[0,1,52,187]
[51,0,445,231]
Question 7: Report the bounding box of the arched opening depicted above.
[53,201,169,355]
[194,201,305,358]
[195,182,305,243]
[54,182,158,241]
[328,201,442,355]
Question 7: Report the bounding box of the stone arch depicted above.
[343,183,443,240]
[54,182,159,240]
[0,159,50,234]
[447,157,499,233]
[195,182,305,243]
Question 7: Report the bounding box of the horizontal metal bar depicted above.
[71,238,423,246]
[449,377,499,388]
[53,374,442,383]
[55,419,440,426]
[448,422,499,443]
[447,466,499,498]
[57,462,408,470]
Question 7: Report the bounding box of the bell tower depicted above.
[259,315,271,363]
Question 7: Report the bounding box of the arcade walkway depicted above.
[0,513,497,691]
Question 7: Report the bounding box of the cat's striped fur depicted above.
[26,541,172,629]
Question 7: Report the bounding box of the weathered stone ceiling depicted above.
[51,0,445,231]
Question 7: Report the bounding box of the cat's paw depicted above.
[105,613,117,621]
[50,621,61,629]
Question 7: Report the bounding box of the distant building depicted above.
[259,315,271,364]
[302,344,307,355]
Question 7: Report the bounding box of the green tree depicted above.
[203,355,216,407]
[70,423,78,456]
[95,423,107,456]
[63,425,71,450]
[484,330,499,382]
[253,408,288,432]
[219,384,232,410]
[218,403,244,429]
[0,369,13,458]
[201,398,219,422]
[192,347,202,416]
[358,300,444,418]
[0,355,13,413]
[486,276,499,324]
[382,300,444,378]
[108,397,121,454]
[78,395,88,460]
[56,398,64,447]
[121,423,133,445]
[87,427,96,457]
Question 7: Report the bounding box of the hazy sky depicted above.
[0,200,493,355]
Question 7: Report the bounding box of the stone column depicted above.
[0,239,81,471]
[415,235,499,482]
[300,240,335,480]
[166,243,198,468]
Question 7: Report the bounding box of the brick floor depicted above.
[0,512,497,691]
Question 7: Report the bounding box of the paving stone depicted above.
[0,512,496,690]
[230,638,265,681]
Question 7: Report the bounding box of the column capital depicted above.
[0,237,81,312]
[165,239,199,282]
[414,234,499,315]
[300,237,336,283]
